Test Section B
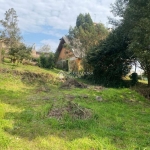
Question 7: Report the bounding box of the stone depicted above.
[96,96,103,102]
[82,95,88,98]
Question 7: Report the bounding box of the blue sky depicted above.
[0,0,116,52]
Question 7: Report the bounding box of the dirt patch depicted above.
[0,68,56,84]
[36,85,51,93]
[65,94,76,100]
[93,86,105,91]
[21,71,54,84]
[60,79,87,89]
[49,101,92,120]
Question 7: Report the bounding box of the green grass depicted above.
[0,63,150,150]
[0,61,60,76]
[139,80,148,84]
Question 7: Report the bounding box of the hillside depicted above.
[0,63,150,150]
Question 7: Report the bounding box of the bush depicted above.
[39,53,54,69]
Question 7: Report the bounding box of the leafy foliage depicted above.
[39,52,54,69]
[0,8,22,47]
[68,13,108,71]
[9,44,32,64]
[110,0,150,86]
[87,26,132,87]
[130,72,138,86]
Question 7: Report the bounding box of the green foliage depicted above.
[0,8,22,47]
[76,13,93,29]
[0,48,5,63]
[69,15,108,53]
[76,13,85,27]
[0,104,5,119]
[9,44,32,63]
[111,0,150,86]
[68,13,108,72]
[0,63,150,149]
[39,52,54,69]
[87,26,132,87]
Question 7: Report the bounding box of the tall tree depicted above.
[76,14,85,28]
[111,0,150,86]
[0,8,22,48]
[69,13,108,52]
[68,13,108,71]
[87,25,133,86]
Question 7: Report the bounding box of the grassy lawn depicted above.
[0,63,150,150]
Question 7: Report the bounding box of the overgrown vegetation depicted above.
[86,0,150,86]
[0,2,150,149]
[39,52,55,69]
[87,25,133,87]
[0,62,150,150]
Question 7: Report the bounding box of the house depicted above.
[55,36,83,72]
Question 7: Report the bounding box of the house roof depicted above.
[56,36,84,59]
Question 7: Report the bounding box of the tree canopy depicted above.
[86,0,150,86]
[0,8,22,47]
[67,13,109,71]
[87,25,133,86]
[0,8,33,64]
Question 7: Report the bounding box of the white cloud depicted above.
[0,0,116,51]
[0,0,116,33]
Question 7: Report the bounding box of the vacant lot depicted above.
[0,63,150,150]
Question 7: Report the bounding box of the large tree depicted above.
[0,8,30,64]
[111,0,150,86]
[69,13,108,51]
[87,25,133,86]
[0,8,22,47]
[67,13,108,71]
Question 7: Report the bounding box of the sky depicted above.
[0,0,116,52]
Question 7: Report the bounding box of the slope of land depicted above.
[0,63,150,150]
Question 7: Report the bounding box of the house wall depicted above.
[58,48,74,60]
[76,58,83,71]
[68,58,83,72]
[56,47,83,72]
